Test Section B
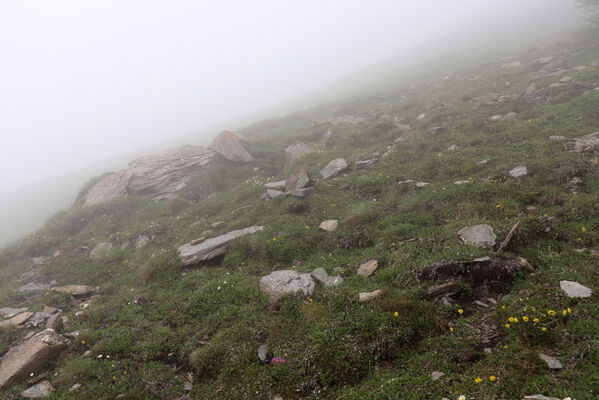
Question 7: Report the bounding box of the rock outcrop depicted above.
[83,131,253,206]
[178,226,263,265]
[0,329,68,388]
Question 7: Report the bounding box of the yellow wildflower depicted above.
[533,318,540,323]
[562,309,567,316]
[548,310,556,316]
[394,311,399,317]
[541,327,547,332]
[523,316,529,322]
[567,307,571,314]
[475,377,482,384]
[489,375,496,382]
[582,227,587,232]
[450,327,454,332]
[458,309,464,314]
[505,323,511,329]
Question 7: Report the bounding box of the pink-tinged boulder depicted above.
[212,130,254,163]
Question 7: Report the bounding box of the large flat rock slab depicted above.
[0,329,68,388]
[458,224,496,248]
[259,270,314,300]
[178,226,263,265]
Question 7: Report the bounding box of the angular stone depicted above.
[539,353,563,369]
[431,371,444,381]
[285,143,315,161]
[0,329,68,388]
[52,285,95,298]
[257,344,269,363]
[259,270,314,300]
[26,312,52,327]
[359,290,382,302]
[178,226,263,265]
[212,130,254,163]
[357,260,378,277]
[458,224,496,248]
[21,380,53,398]
[31,257,49,266]
[509,165,528,178]
[0,312,33,328]
[320,158,349,180]
[264,180,286,191]
[319,220,338,232]
[560,280,592,298]
[416,182,429,188]
[46,313,63,332]
[42,306,57,315]
[285,170,313,191]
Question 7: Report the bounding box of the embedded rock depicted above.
[259,270,314,300]
[264,180,287,191]
[357,260,378,277]
[560,280,592,298]
[178,226,263,265]
[538,353,563,369]
[319,220,338,232]
[21,380,53,398]
[0,329,68,388]
[310,267,343,287]
[52,285,95,298]
[211,130,254,162]
[320,158,349,180]
[285,143,315,161]
[458,224,497,248]
[509,165,528,178]
[359,290,382,302]
[90,242,113,259]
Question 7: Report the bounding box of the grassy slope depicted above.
[1,34,599,399]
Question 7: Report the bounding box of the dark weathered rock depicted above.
[178,226,263,265]
[211,130,254,163]
[0,329,68,388]
[259,270,314,300]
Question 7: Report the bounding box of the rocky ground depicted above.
[0,30,598,400]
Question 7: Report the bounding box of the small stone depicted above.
[319,220,338,232]
[539,353,563,369]
[447,144,459,151]
[526,206,537,211]
[549,135,566,141]
[359,290,382,302]
[21,380,53,398]
[52,285,95,298]
[484,348,493,354]
[431,371,444,381]
[42,306,57,315]
[570,176,582,185]
[90,242,113,259]
[474,300,489,308]
[83,350,92,357]
[357,260,378,277]
[69,383,81,392]
[310,268,344,287]
[257,344,269,364]
[560,280,592,298]
[509,165,527,178]
[184,381,193,391]
[415,182,429,188]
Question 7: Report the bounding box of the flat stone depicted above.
[416,113,426,120]
[458,224,496,248]
[184,381,193,391]
[21,380,53,398]
[27,312,52,327]
[359,290,382,302]
[320,158,349,180]
[416,182,429,188]
[264,180,286,191]
[431,371,444,381]
[285,143,315,161]
[357,260,378,277]
[539,353,563,369]
[259,270,314,300]
[549,135,566,141]
[42,306,57,315]
[90,242,112,259]
[0,312,33,329]
[523,396,561,400]
[69,383,81,392]
[18,281,54,292]
[560,280,592,298]
[31,257,49,266]
[499,112,517,121]
[0,329,68,388]
[178,226,263,265]
[0,307,27,318]
[509,165,528,178]
[319,220,338,232]
[52,285,95,298]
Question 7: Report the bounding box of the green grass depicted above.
[1,31,599,399]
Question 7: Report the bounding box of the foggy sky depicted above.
[0,0,581,195]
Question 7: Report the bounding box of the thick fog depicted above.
[0,0,582,246]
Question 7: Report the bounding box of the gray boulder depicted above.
[259,270,314,300]
[320,158,349,180]
[285,143,315,161]
[285,170,313,191]
[458,224,497,248]
[178,226,263,265]
[0,329,68,388]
